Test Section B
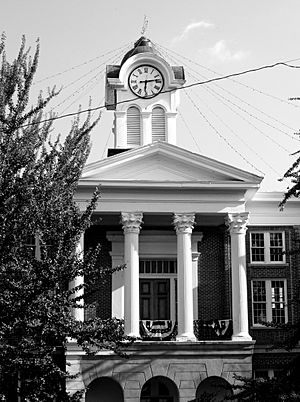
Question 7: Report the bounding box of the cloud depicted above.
[208,40,249,62]
[171,21,214,44]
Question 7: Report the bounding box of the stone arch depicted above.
[140,375,179,402]
[85,376,124,402]
[195,376,233,401]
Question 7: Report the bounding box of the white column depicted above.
[121,212,143,337]
[141,111,152,145]
[114,111,127,148]
[173,213,196,341]
[69,233,85,321]
[166,112,177,145]
[226,212,251,341]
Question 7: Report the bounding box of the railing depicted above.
[193,319,232,340]
[139,319,233,341]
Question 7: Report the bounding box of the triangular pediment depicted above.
[81,142,262,187]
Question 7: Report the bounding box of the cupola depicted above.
[105,37,185,150]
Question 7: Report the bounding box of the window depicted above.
[254,369,283,379]
[127,106,141,146]
[250,232,285,263]
[152,106,166,141]
[139,259,177,321]
[251,280,287,326]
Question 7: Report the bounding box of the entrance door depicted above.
[140,279,170,320]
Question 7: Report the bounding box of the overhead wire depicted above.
[183,88,261,173]
[177,110,203,153]
[155,42,300,109]
[34,42,131,85]
[48,46,128,113]
[20,53,300,127]
[159,46,294,153]
[158,44,292,179]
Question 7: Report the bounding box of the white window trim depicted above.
[250,231,286,264]
[251,279,288,327]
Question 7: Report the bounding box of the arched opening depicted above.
[195,376,233,402]
[127,106,141,146]
[140,376,179,402]
[85,377,124,402]
[152,106,166,142]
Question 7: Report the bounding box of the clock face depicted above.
[128,65,164,98]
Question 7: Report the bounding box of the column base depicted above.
[125,332,141,339]
[231,332,252,341]
[176,333,197,342]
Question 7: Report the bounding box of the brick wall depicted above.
[84,226,112,319]
[197,228,230,321]
[246,226,299,344]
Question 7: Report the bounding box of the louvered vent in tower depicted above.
[152,106,166,142]
[127,106,141,146]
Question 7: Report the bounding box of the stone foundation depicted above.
[66,340,255,402]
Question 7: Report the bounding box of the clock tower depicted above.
[105,37,185,149]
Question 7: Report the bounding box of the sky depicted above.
[1,0,300,192]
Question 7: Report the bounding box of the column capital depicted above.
[173,213,195,234]
[121,212,143,234]
[226,212,249,235]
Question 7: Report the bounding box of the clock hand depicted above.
[144,80,148,95]
[140,79,158,83]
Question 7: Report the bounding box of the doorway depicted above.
[140,279,170,320]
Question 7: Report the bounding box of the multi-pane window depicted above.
[24,235,52,260]
[251,280,287,326]
[250,232,285,263]
[139,260,177,274]
[25,235,37,258]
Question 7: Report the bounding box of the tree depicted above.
[0,35,127,401]
[279,149,300,209]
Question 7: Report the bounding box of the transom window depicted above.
[139,260,177,274]
[250,232,285,264]
[251,279,287,326]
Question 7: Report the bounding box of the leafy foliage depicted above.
[0,35,127,401]
[279,148,300,209]
[232,357,300,401]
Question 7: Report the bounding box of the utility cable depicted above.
[167,49,298,137]
[155,42,300,109]
[183,88,262,173]
[20,56,300,127]
[160,47,295,153]
[34,43,131,85]
[178,110,203,153]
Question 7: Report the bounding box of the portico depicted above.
[75,141,262,342]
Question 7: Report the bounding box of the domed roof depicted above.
[121,36,158,65]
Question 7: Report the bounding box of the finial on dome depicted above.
[141,15,149,36]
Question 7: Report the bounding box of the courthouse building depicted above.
[66,37,300,402]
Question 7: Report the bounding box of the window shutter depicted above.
[152,107,166,142]
[127,106,141,146]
